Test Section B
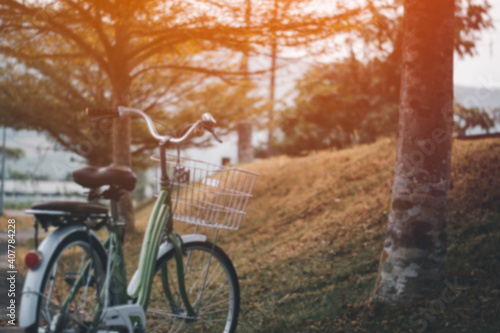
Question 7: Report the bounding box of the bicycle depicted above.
[19,107,259,333]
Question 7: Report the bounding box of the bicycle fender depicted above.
[19,225,103,329]
[127,234,207,297]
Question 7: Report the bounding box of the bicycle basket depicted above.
[153,155,259,230]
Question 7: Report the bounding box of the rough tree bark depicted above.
[110,31,135,232]
[373,0,455,303]
[237,121,254,164]
[112,83,135,233]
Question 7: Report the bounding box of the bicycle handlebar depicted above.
[85,106,222,145]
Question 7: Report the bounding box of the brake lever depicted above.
[205,126,223,143]
[199,113,222,143]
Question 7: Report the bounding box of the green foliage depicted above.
[274,54,400,155]
[177,82,264,134]
[0,59,114,166]
[7,168,51,180]
[0,0,492,163]
[454,104,500,136]
[0,0,362,168]
[269,0,492,156]
[454,0,494,56]
[7,169,29,180]
[346,0,492,58]
[0,146,25,160]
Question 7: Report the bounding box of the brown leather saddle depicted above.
[72,166,137,191]
[27,166,136,229]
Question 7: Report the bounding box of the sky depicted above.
[453,2,500,90]
[3,1,500,181]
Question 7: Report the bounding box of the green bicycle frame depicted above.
[59,146,197,329]
[112,184,195,315]
[55,112,224,329]
[127,185,194,315]
[59,186,195,329]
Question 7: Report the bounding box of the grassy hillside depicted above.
[10,138,499,331]
[131,138,500,332]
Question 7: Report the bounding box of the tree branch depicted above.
[61,0,113,55]
[0,0,111,75]
[0,48,84,59]
[131,64,268,80]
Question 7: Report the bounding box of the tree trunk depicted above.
[237,121,254,164]
[373,0,454,303]
[112,77,135,234]
[267,0,278,157]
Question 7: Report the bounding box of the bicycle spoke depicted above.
[187,253,211,300]
[196,318,229,323]
[147,243,238,332]
[201,262,224,293]
[199,284,230,313]
[198,308,231,316]
[36,239,105,333]
[197,268,227,309]
[199,295,231,312]
[77,264,92,319]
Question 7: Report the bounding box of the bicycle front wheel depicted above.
[147,241,240,333]
[36,230,107,332]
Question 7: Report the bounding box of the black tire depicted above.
[147,241,240,333]
[35,230,108,333]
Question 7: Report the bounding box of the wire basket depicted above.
[152,155,259,230]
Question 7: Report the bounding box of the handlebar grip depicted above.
[86,107,117,118]
[201,113,216,125]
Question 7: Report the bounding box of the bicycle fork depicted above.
[161,233,196,318]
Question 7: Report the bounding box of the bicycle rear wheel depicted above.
[147,241,240,333]
[35,230,107,332]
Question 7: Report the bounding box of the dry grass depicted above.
[212,137,500,332]
[8,137,500,332]
[228,138,396,271]
[129,138,500,332]
[0,213,33,231]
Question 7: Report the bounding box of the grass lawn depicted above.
[6,137,500,332]
[130,137,500,332]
